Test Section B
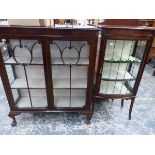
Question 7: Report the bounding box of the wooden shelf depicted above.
[100,81,130,94]
[102,70,135,81]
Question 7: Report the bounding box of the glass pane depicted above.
[1,39,48,108]
[100,40,147,94]
[50,40,89,108]
[5,39,43,64]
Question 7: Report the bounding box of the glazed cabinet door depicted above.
[0,38,51,110]
[49,39,93,109]
[96,38,148,96]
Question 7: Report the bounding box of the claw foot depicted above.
[8,112,21,127]
[11,117,17,127]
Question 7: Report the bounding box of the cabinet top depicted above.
[98,19,155,31]
[98,25,155,31]
[0,25,100,38]
[0,25,100,31]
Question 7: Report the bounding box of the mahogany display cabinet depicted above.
[0,22,155,127]
[95,22,155,120]
[0,26,99,126]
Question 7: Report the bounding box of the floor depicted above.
[0,62,155,135]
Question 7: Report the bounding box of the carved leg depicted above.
[10,115,17,127]
[8,112,21,127]
[129,98,135,120]
[86,115,92,125]
[121,99,124,108]
[152,70,155,76]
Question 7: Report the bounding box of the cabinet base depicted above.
[8,110,93,127]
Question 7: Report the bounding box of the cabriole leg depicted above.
[129,98,135,120]
[8,112,21,127]
[121,99,124,108]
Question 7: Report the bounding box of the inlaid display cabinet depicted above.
[95,20,155,120]
[0,26,99,126]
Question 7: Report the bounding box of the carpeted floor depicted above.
[0,63,155,134]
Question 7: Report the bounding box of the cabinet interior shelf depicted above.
[104,55,140,63]
[102,70,135,81]
[11,78,87,89]
[4,57,89,66]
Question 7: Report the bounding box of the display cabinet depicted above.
[1,21,155,127]
[0,26,99,126]
[95,20,155,119]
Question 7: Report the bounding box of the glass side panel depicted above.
[100,40,147,94]
[1,39,48,108]
[50,40,89,108]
